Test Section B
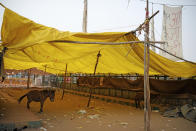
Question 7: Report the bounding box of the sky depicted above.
[0,0,196,62]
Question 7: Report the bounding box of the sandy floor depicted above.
[0,87,196,131]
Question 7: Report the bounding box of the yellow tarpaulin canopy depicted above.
[1,8,196,77]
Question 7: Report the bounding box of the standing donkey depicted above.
[18,89,56,112]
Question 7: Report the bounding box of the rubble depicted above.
[40,127,47,131]
[77,109,87,114]
[87,114,100,119]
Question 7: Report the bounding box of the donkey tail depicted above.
[18,94,27,104]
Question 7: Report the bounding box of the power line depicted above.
[91,25,137,32]
[140,0,196,7]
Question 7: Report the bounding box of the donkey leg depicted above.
[138,100,142,109]
[137,99,141,109]
[135,97,139,108]
[39,101,44,113]
[27,100,31,109]
[135,99,138,108]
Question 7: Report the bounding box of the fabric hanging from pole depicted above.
[161,5,183,61]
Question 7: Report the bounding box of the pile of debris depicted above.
[162,104,196,122]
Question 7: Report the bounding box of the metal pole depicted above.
[87,51,101,107]
[144,0,151,131]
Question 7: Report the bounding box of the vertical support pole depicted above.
[0,47,7,82]
[144,0,151,131]
[83,0,88,32]
[164,75,167,80]
[136,73,138,80]
[62,64,68,99]
[55,74,57,87]
[43,65,47,87]
[70,73,72,88]
[27,68,31,89]
[33,74,36,81]
[87,51,101,107]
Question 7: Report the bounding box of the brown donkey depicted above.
[18,90,56,112]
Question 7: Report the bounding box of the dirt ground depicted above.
[0,87,196,131]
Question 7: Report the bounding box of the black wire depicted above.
[140,0,196,7]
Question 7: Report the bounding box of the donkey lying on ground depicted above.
[18,90,56,112]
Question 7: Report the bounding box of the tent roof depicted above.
[1,8,196,77]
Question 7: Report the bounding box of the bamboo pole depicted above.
[150,3,156,52]
[87,51,101,107]
[125,10,159,35]
[144,0,151,131]
[49,40,165,45]
[149,44,196,64]
[49,40,194,64]
[62,64,68,99]
[83,0,88,32]
[0,3,6,8]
